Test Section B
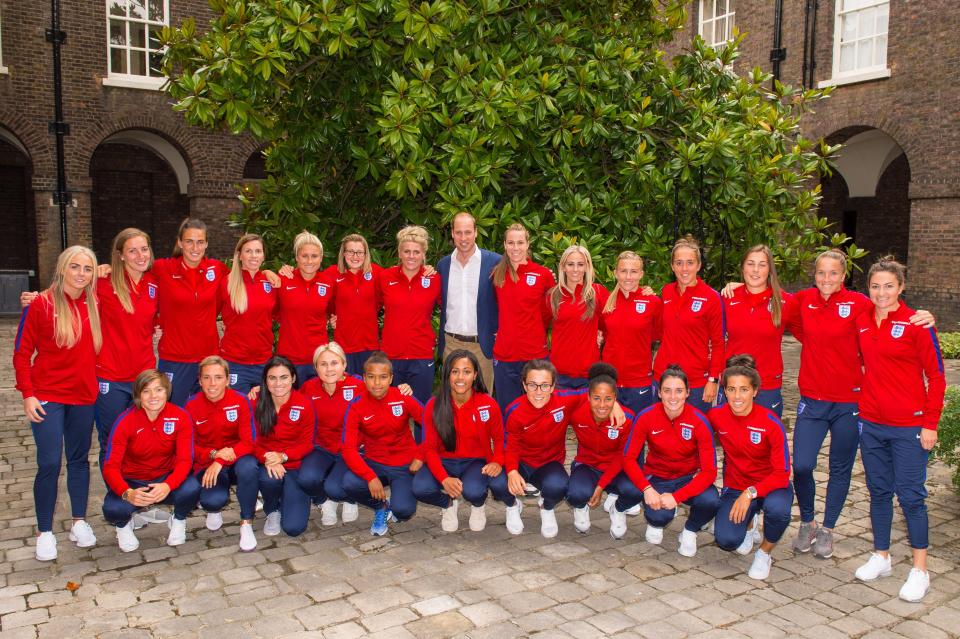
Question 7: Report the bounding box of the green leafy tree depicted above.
[162,0,854,285]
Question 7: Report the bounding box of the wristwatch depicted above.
[746,486,758,499]
[707,376,718,384]
[280,453,289,464]
[209,449,218,460]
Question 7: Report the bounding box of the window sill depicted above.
[102,75,167,91]
[0,65,8,75]
[818,68,891,88]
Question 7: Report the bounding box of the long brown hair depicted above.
[742,244,785,327]
[491,223,530,287]
[110,228,152,314]
[171,218,207,258]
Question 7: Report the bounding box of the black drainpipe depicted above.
[802,0,812,89]
[807,0,819,89]
[770,0,787,89]
[47,0,70,250]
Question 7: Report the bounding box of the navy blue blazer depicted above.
[437,248,501,359]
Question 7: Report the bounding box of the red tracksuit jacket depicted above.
[503,390,585,472]
[95,272,159,382]
[709,403,790,497]
[219,270,277,364]
[789,286,872,403]
[493,261,556,361]
[14,291,98,404]
[379,265,441,360]
[622,403,717,502]
[422,392,504,482]
[569,399,634,490]
[723,287,797,390]
[102,403,194,495]
[600,290,663,388]
[185,389,256,473]
[548,283,610,379]
[856,303,946,430]
[300,375,366,454]
[252,390,316,469]
[342,387,424,481]
[276,269,334,365]
[152,257,227,362]
[325,264,383,353]
[654,279,724,387]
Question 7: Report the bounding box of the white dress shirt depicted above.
[445,247,481,336]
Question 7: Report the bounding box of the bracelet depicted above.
[209,449,218,460]
[122,488,133,502]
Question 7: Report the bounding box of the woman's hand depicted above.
[145,482,171,503]
[507,470,526,497]
[728,491,753,524]
[328,315,338,329]
[263,270,281,288]
[202,462,223,488]
[660,493,677,510]
[263,451,284,466]
[610,402,627,427]
[368,477,386,501]
[721,282,743,299]
[481,462,502,477]
[24,397,46,423]
[920,428,938,451]
[641,286,655,297]
[217,447,237,462]
[643,487,662,509]
[247,386,261,401]
[409,458,423,473]
[909,310,936,329]
[596,331,604,348]
[702,380,719,404]
[126,487,154,508]
[423,264,437,277]
[441,477,464,499]
[398,383,414,396]
[277,264,294,278]
[587,486,604,509]
[97,264,112,278]
[19,291,39,308]
[265,461,286,480]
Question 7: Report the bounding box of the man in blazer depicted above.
[437,211,500,392]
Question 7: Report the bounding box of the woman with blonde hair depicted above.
[14,246,102,560]
[219,233,278,394]
[547,244,609,390]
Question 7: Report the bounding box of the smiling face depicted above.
[448,357,477,403]
[62,253,95,298]
[121,235,151,276]
[364,363,393,400]
[343,241,367,272]
[868,271,904,315]
[742,250,770,293]
[503,229,529,267]
[199,364,228,403]
[399,240,425,273]
[523,368,555,409]
[589,382,617,423]
[451,215,477,256]
[296,243,322,278]
[658,375,690,417]
[672,247,700,288]
[724,374,757,416]
[316,350,346,386]
[239,239,265,273]
[265,365,294,402]
[562,251,588,287]
[178,228,208,268]
[139,378,168,415]
[615,257,643,294]
[814,256,845,299]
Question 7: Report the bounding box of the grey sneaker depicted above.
[792,521,816,553]
[813,527,834,559]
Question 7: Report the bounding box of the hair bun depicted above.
[588,362,617,383]
[725,354,756,370]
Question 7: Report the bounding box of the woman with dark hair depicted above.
[709,355,792,580]
[617,364,718,557]
[253,356,317,538]
[854,257,945,602]
[413,349,506,532]
[102,368,200,552]
[564,363,637,534]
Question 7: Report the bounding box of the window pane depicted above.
[131,22,146,47]
[110,47,127,74]
[841,13,857,42]
[130,49,146,75]
[148,0,165,22]
[860,7,876,37]
[109,20,126,45]
[844,0,880,11]
[149,51,164,76]
[876,4,889,34]
[839,43,856,72]
[875,34,887,65]
[109,1,127,17]
[129,0,146,20]
[149,26,163,51]
[858,38,874,68]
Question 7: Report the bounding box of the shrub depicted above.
[933,386,960,493]
[938,332,960,359]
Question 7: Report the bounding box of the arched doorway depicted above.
[90,129,191,259]
[819,127,910,290]
[0,127,36,276]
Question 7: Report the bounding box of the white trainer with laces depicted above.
[69,520,97,548]
[645,524,664,545]
[263,511,282,536]
[205,512,223,531]
[36,531,57,561]
[469,504,487,532]
[855,552,893,581]
[603,494,618,513]
[540,507,558,538]
[609,508,627,540]
[320,500,338,526]
[341,502,359,523]
[573,506,590,533]
[441,499,459,532]
[899,568,930,602]
[238,522,257,552]
[678,529,698,557]
[735,530,754,555]
[625,503,641,516]
[505,501,524,535]
[116,522,139,552]
[167,517,187,546]
[748,549,772,580]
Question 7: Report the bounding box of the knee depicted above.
[792,455,816,476]
[341,472,367,496]
[644,507,675,528]
[692,488,720,512]
[762,500,792,525]
[541,472,569,499]
[282,518,308,537]
[234,456,259,481]
[177,477,202,504]
[200,488,228,512]
[392,500,416,521]
[565,482,592,507]
[461,480,489,506]
[714,525,744,551]
[102,496,131,525]
[896,491,927,513]
[617,481,643,505]
[324,476,347,502]
[411,471,438,500]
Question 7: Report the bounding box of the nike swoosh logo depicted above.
[808,304,817,309]
[336,278,346,283]
[171,275,183,279]
[638,389,649,395]
[729,301,741,306]
[136,428,144,435]
[718,431,728,435]
[363,415,374,421]
[196,419,207,425]
[853,412,859,416]
[859,328,869,333]
[285,286,297,290]
[771,403,781,408]
[388,281,398,286]
[652,429,664,435]
[916,434,921,439]
[664,300,673,304]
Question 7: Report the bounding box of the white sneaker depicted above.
[899,568,930,602]
[69,520,97,548]
[703,520,715,534]
[205,512,223,531]
[603,494,617,513]
[264,511,282,536]
[141,507,170,523]
[735,530,754,555]
[320,500,338,526]
[855,552,893,582]
[573,506,591,533]
[645,525,663,545]
[505,501,524,535]
[540,507,558,538]
[131,513,148,530]
[239,522,257,552]
[625,503,642,516]
[36,531,57,561]
[609,508,627,539]
[167,517,187,546]
[678,529,698,557]
[116,522,139,552]
[441,499,459,532]
[469,505,487,532]
[748,549,772,580]
[749,513,762,543]
[341,502,359,523]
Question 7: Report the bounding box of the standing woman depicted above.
[92,229,160,464]
[14,246,102,560]
[653,235,724,413]
[547,245,609,390]
[276,231,334,384]
[617,365,718,556]
[600,251,663,414]
[378,226,442,405]
[564,363,636,535]
[491,224,556,414]
[853,257,945,602]
[152,219,228,406]
[722,245,795,417]
[253,356,317,537]
[102,369,200,552]
[710,355,792,580]
[219,234,278,395]
[185,356,260,551]
[325,234,382,376]
[413,349,506,533]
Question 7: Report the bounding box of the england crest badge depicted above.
[364,271,373,281]
[343,387,355,401]
[691,300,703,313]
[230,373,238,386]
[635,300,647,313]
[891,324,905,339]
[163,420,176,435]
[681,426,693,440]
[838,304,851,318]
[164,372,174,382]
[262,281,272,293]
[289,408,301,422]
[479,408,490,422]
[99,381,110,395]
[318,284,328,296]
[391,404,404,417]
[607,427,619,440]
[226,408,238,422]
[552,410,564,423]
[749,430,762,445]
[421,277,431,289]
[526,274,536,286]
[205,269,215,282]
[147,283,157,299]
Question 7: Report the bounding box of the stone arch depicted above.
[0,123,37,279]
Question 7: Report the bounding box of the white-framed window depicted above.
[0,5,9,74]
[821,0,890,87]
[103,0,168,90]
[698,0,736,48]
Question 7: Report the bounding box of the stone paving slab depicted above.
[1,322,958,638]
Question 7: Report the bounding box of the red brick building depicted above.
[2,1,957,324]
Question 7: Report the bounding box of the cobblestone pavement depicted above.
[1,319,958,638]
